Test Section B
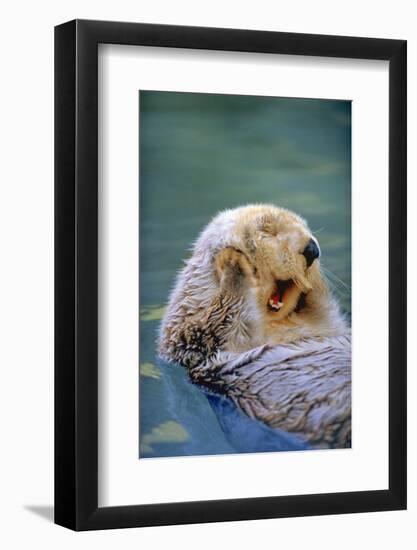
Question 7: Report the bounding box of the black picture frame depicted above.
[55,19,407,531]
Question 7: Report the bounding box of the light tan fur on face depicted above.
[158,204,348,368]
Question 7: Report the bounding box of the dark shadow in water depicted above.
[205,392,309,453]
[24,505,54,523]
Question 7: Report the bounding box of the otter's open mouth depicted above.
[267,279,295,312]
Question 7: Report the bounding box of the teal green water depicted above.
[139,91,351,458]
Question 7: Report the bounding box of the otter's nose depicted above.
[302,238,320,267]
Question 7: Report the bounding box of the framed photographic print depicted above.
[55,19,407,530]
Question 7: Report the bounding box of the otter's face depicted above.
[233,205,321,321]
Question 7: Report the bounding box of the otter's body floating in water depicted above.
[158,204,351,448]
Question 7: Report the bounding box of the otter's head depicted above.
[160,203,347,366]
[198,204,324,323]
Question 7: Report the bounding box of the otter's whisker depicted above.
[321,266,351,292]
[293,274,312,293]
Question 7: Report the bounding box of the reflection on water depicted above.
[139,91,351,458]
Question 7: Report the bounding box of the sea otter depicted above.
[158,204,351,448]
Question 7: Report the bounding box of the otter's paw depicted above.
[215,247,256,291]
